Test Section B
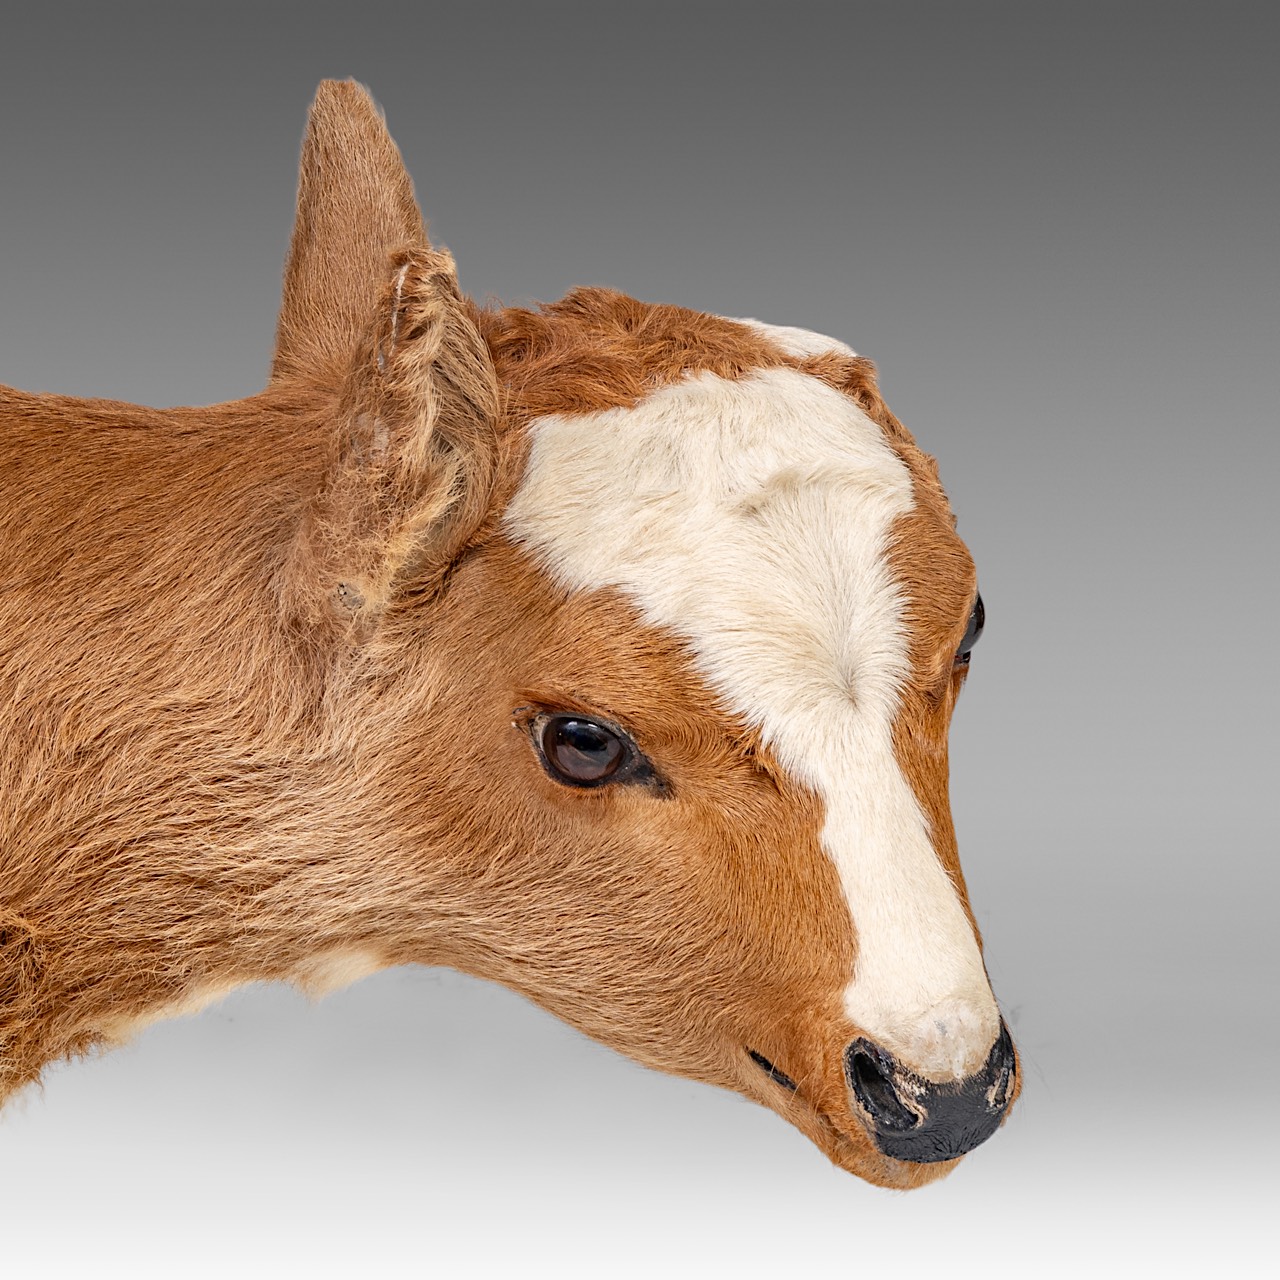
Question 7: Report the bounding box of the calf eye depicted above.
[537,715,632,787]
[955,593,985,667]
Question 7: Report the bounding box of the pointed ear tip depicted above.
[310,78,382,118]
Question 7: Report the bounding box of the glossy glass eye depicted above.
[538,715,629,787]
[955,593,985,667]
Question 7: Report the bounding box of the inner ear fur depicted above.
[285,246,501,633]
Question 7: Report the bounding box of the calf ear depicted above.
[285,245,501,633]
[272,79,427,386]
[273,82,500,632]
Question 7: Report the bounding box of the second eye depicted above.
[955,593,985,668]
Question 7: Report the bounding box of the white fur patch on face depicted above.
[724,317,857,359]
[503,365,998,1081]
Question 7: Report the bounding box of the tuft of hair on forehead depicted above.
[476,287,913,441]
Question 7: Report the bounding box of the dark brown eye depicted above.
[955,593,985,667]
[539,715,629,787]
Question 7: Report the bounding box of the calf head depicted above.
[0,81,1018,1189]
[273,81,1020,1186]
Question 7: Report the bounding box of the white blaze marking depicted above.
[503,363,998,1080]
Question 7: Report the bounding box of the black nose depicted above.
[845,1022,1017,1164]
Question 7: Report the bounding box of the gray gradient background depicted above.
[2,3,1276,1275]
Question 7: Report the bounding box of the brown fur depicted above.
[0,80,1011,1190]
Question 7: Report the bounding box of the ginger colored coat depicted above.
[0,81,1017,1189]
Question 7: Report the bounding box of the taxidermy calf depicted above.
[0,80,1018,1188]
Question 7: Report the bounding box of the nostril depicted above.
[988,1061,1012,1112]
[847,1042,918,1133]
[986,1022,1017,1112]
